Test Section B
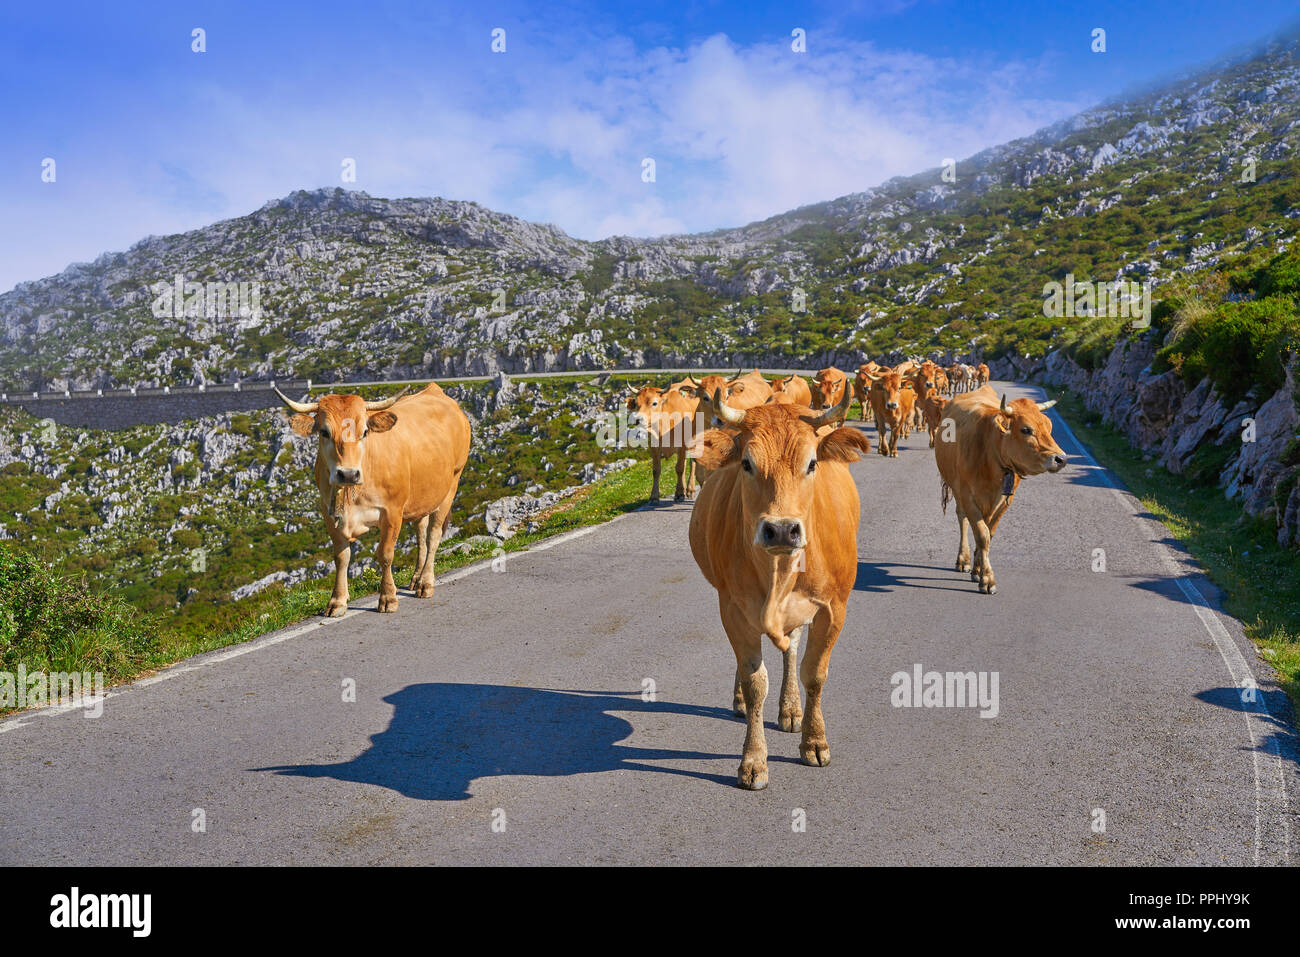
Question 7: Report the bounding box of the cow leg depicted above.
[777,624,804,733]
[721,601,768,790]
[673,446,687,503]
[324,510,351,618]
[409,515,431,591]
[650,448,662,504]
[954,502,972,573]
[685,453,697,499]
[732,668,745,716]
[376,510,402,613]
[799,606,842,767]
[414,489,456,599]
[971,515,997,595]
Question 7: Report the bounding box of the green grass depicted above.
[1054,389,1300,713]
[1,459,653,713]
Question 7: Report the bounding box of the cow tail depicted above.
[940,479,951,515]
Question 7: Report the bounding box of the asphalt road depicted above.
[1,381,1294,865]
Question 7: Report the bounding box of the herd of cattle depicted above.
[274,359,1066,790]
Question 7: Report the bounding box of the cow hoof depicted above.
[733,702,747,718]
[778,710,803,733]
[674,493,685,503]
[325,600,348,618]
[982,582,997,595]
[414,582,436,599]
[737,760,768,790]
[378,595,399,613]
[955,558,970,572]
[800,741,831,767]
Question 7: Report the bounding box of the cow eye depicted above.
[741,458,753,474]
[1021,426,1033,435]
[807,459,817,474]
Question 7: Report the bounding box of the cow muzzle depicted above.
[757,518,805,552]
[334,467,362,486]
[1045,453,1067,473]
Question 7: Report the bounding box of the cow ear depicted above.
[289,413,316,437]
[818,426,871,462]
[368,411,398,433]
[688,428,739,470]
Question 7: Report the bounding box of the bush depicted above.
[1256,247,1300,301]
[1158,296,1300,404]
[0,544,155,681]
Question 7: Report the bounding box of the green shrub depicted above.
[0,544,155,681]
[1158,296,1300,404]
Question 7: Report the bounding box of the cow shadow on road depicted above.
[1195,686,1299,772]
[255,684,776,800]
[855,561,974,595]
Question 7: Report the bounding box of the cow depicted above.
[853,362,881,423]
[976,363,991,388]
[920,392,949,448]
[932,367,950,396]
[934,387,1067,594]
[864,368,914,457]
[277,383,471,617]
[907,366,937,432]
[770,373,813,408]
[811,368,850,428]
[687,387,868,790]
[626,384,703,503]
[695,370,772,426]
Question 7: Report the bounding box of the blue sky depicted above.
[1,0,1297,292]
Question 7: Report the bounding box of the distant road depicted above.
[1,380,1291,865]
[1,368,820,429]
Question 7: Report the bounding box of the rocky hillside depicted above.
[0,373,642,638]
[5,37,1299,392]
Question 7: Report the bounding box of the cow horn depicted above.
[809,387,852,426]
[714,388,746,425]
[1037,399,1057,411]
[1000,394,1009,414]
[365,386,410,411]
[274,387,319,414]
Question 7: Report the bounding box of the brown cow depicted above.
[811,368,850,428]
[976,362,991,388]
[688,387,867,789]
[770,373,813,407]
[920,392,948,448]
[865,368,912,457]
[626,384,703,503]
[934,387,1067,594]
[696,370,772,425]
[278,383,471,616]
[853,362,880,423]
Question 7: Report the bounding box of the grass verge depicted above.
[1053,388,1300,713]
[2,459,653,714]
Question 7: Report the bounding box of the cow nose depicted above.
[335,468,362,485]
[1048,454,1067,472]
[886,401,898,410]
[759,519,804,550]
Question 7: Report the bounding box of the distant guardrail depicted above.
[0,367,823,403]
[0,368,823,430]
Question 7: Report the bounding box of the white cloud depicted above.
[1,31,1091,290]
